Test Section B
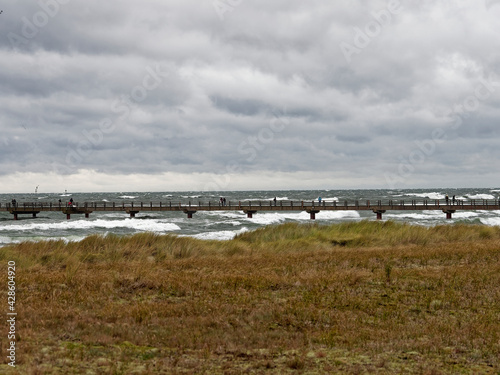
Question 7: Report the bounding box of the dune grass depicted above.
[1,221,499,374]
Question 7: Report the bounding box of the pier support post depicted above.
[184,210,197,219]
[373,210,386,220]
[126,209,139,218]
[32,213,37,218]
[244,210,257,218]
[307,210,320,220]
[443,210,455,220]
[13,213,18,221]
[62,208,92,220]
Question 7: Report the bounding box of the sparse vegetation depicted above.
[1,221,499,374]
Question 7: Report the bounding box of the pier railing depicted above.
[1,199,500,210]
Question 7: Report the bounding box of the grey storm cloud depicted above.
[0,0,499,192]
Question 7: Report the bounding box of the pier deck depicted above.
[1,199,499,220]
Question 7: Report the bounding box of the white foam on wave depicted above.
[199,217,243,228]
[387,210,484,221]
[245,213,287,225]
[314,210,360,219]
[317,197,339,202]
[244,197,288,202]
[0,235,87,246]
[100,212,130,219]
[245,210,360,225]
[201,211,245,220]
[0,236,13,244]
[101,212,166,220]
[406,192,444,200]
[243,197,289,202]
[466,194,495,200]
[247,197,341,203]
[189,227,249,241]
[480,217,500,226]
[119,195,138,199]
[0,219,181,233]
[453,211,481,219]
[385,211,444,220]
[225,221,243,226]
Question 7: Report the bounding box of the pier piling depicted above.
[443,210,455,220]
[244,210,257,218]
[307,210,320,220]
[184,210,197,219]
[373,210,386,220]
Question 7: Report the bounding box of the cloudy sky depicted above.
[0,0,499,193]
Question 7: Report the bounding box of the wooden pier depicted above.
[1,199,499,220]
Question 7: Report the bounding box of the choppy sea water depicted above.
[1,188,500,246]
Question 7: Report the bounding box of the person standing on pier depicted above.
[445,194,449,204]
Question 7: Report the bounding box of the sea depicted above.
[1,188,500,246]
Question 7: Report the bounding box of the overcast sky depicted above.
[0,0,499,193]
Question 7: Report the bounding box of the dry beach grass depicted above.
[1,221,499,374]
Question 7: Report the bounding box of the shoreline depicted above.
[0,218,499,249]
